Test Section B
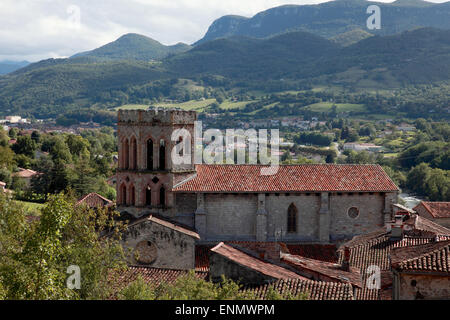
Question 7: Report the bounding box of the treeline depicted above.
[294,132,333,147]
[0,126,117,203]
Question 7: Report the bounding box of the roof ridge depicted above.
[395,240,450,267]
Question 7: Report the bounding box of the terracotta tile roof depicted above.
[281,253,362,287]
[339,232,438,271]
[336,216,450,300]
[109,266,208,295]
[243,278,355,300]
[128,215,200,239]
[173,164,399,193]
[405,215,450,235]
[195,245,211,272]
[76,192,114,208]
[391,240,450,273]
[195,242,339,272]
[414,201,450,219]
[211,242,307,280]
[12,168,40,178]
[286,244,338,263]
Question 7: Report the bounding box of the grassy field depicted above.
[116,98,216,112]
[115,104,148,110]
[219,100,254,110]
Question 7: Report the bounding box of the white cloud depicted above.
[0,0,447,62]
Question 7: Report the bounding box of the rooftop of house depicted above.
[108,265,208,297]
[12,168,41,178]
[127,215,200,240]
[414,201,450,219]
[280,253,362,287]
[173,164,399,193]
[391,240,450,273]
[242,278,355,300]
[334,214,450,299]
[195,242,339,273]
[76,192,114,208]
[210,242,307,281]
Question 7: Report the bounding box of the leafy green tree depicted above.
[12,135,37,158]
[0,192,126,299]
[8,128,18,139]
[0,145,15,170]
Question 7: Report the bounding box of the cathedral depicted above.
[116,108,399,247]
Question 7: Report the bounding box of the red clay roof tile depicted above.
[173,164,399,193]
[415,201,450,219]
[211,242,306,280]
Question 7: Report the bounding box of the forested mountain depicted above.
[168,28,450,84]
[72,33,191,61]
[195,0,450,45]
[0,27,449,118]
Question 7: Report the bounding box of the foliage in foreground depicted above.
[0,192,127,300]
[117,271,308,300]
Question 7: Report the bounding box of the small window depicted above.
[146,186,152,206]
[160,186,166,207]
[348,207,359,219]
[287,203,298,233]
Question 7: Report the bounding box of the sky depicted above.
[0,0,447,62]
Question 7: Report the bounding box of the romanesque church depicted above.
[116,108,399,257]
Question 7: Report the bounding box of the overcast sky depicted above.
[0,0,447,62]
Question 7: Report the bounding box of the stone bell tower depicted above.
[116,108,197,218]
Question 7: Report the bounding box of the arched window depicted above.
[122,139,129,169]
[160,186,165,207]
[120,184,127,205]
[146,186,152,206]
[130,136,137,170]
[147,139,153,170]
[287,203,298,233]
[159,140,166,170]
[130,185,135,206]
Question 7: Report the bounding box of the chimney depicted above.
[390,214,405,239]
[342,246,350,271]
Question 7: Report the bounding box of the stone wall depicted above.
[184,192,392,243]
[121,219,196,270]
[209,252,276,285]
[266,193,321,242]
[204,193,258,241]
[329,192,386,241]
[395,273,450,300]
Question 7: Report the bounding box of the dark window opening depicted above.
[287,203,298,233]
[159,140,166,170]
[147,139,153,170]
[146,187,152,206]
[160,186,166,207]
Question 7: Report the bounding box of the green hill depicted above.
[72,33,191,61]
[0,28,449,118]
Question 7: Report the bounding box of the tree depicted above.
[117,271,255,300]
[12,135,37,158]
[0,192,126,299]
[0,145,15,170]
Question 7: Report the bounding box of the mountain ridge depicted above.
[195,0,450,45]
